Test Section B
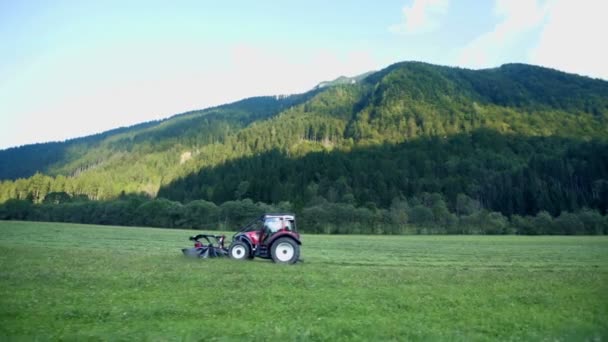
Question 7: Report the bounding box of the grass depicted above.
[0,220,607,341]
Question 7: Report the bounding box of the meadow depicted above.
[0,221,606,341]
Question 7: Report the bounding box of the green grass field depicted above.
[1,221,607,341]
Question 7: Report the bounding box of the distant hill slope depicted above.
[0,92,317,180]
[0,61,607,216]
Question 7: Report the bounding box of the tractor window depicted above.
[264,218,282,233]
[285,219,295,231]
[242,219,264,232]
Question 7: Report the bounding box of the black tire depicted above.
[229,241,251,261]
[271,237,300,264]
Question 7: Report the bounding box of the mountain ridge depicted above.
[0,61,607,218]
[2,61,606,153]
[315,71,376,89]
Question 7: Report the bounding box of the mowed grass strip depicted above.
[0,221,606,341]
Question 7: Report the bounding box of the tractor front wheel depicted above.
[229,241,251,261]
[271,238,300,264]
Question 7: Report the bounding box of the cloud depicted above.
[456,0,608,79]
[456,0,548,68]
[389,0,449,34]
[529,0,608,80]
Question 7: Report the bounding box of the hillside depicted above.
[1,61,607,226]
[0,93,316,180]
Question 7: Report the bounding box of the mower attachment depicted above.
[182,234,228,258]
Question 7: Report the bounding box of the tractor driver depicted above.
[261,217,282,244]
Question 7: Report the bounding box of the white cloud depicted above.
[457,0,548,68]
[529,0,608,80]
[390,0,450,34]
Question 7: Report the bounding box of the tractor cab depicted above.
[229,213,301,264]
[264,215,297,241]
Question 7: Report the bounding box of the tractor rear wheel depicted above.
[229,241,251,261]
[271,238,299,264]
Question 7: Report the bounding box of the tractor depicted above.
[228,213,301,264]
[182,213,301,264]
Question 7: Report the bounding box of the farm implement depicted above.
[181,234,228,258]
[182,213,301,264]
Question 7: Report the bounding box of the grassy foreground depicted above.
[0,221,607,341]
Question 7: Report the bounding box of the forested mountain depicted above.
[0,93,316,181]
[1,62,607,233]
[159,131,608,217]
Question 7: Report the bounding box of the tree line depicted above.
[1,130,607,235]
[0,193,606,235]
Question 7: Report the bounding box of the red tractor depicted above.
[228,213,301,264]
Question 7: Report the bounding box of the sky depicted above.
[1,0,607,149]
